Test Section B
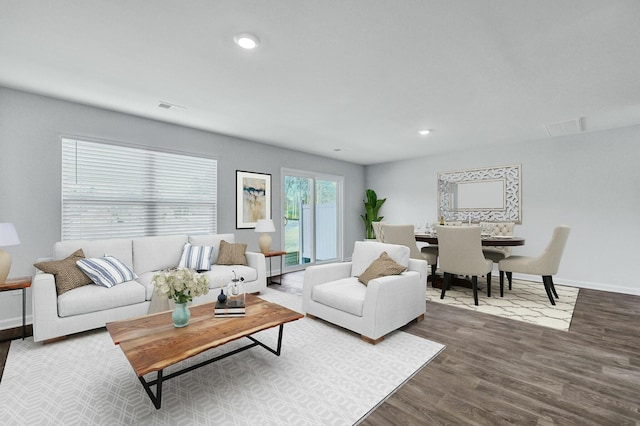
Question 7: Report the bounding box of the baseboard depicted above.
[509,273,640,296]
[0,314,33,331]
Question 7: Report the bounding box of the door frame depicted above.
[281,167,344,273]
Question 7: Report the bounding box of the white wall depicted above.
[0,87,366,329]
[366,125,640,295]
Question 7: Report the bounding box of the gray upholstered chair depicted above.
[480,222,515,279]
[380,224,437,282]
[498,226,571,305]
[436,225,493,305]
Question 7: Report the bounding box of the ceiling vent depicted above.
[158,101,186,112]
[545,118,583,137]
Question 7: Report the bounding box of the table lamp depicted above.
[0,223,21,284]
[255,219,276,254]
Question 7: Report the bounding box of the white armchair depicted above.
[302,241,427,344]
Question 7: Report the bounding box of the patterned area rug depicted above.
[426,278,579,331]
[0,288,444,425]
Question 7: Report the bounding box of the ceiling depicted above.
[2,1,640,165]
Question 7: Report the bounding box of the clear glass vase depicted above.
[172,302,191,328]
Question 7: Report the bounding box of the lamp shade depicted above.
[0,223,20,247]
[254,219,275,233]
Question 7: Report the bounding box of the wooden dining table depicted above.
[415,234,525,247]
[414,233,525,289]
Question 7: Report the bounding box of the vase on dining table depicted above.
[172,302,191,328]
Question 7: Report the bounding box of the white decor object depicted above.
[255,218,276,253]
[0,223,20,284]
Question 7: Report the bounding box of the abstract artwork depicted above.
[236,170,271,228]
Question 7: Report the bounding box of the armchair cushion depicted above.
[358,251,407,285]
[312,277,366,317]
[351,241,410,277]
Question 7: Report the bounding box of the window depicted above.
[62,138,217,240]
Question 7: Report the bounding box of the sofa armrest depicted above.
[408,258,428,283]
[361,270,426,339]
[31,272,60,342]
[302,262,353,311]
[245,251,267,290]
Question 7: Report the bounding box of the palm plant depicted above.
[361,189,386,239]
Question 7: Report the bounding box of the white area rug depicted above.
[426,278,579,331]
[0,288,444,425]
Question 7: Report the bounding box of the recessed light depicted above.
[418,129,431,136]
[234,33,260,50]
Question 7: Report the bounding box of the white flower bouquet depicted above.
[152,268,210,304]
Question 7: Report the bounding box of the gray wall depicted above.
[0,87,366,328]
[366,125,640,295]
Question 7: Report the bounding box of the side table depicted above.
[264,251,287,285]
[0,276,32,342]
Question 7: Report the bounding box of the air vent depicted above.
[545,118,583,137]
[157,101,186,112]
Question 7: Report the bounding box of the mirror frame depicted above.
[438,164,522,223]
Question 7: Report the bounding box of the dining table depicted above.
[414,233,525,289]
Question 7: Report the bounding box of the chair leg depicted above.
[472,276,479,306]
[430,264,437,284]
[499,271,504,297]
[440,273,448,299]
[506,271,513,290]
[486,272,492,297]
[542,276,556,305]
[548,276,559,299]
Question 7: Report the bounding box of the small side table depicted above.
[0,276,32,341]
[264,251,287,285]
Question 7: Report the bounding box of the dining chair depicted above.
[480,222,515,285]
[498,226,571,305]
[436,225,493,305]
[379,224,436,280]
[418,220,463,283]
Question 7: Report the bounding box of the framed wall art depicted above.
[236,170,272,229]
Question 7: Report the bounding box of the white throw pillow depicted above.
[76,256,138,288]
[178,243,214,271]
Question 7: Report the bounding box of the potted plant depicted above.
[361,189,386,239]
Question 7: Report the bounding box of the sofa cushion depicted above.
[54,238,134,269]
[351,241,410,277]
[34,249,92,295]
[136,271,156,301]
[358,251,407,285]
[132,235,188,273]
[217,240,248,265]
[312,277,366,317]
[178,243,214,271]
[203,265,258,290]
[57,280,146,317]
[189,234,235,264]
[76,256,138,288]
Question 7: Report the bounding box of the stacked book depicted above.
[214,299,246,317]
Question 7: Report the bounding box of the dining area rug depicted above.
[426,278,579,331]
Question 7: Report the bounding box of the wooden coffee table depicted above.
[106,294,303,409]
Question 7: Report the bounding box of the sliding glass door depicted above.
[282,169,343,272]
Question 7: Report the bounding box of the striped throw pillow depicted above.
[178,243,214,271]
[76,256,138,288]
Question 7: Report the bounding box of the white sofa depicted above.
[302,241,427,344]
[32,233,266,342]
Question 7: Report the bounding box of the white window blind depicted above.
[62,138,217,240]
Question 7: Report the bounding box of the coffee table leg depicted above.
[139,369,163,409]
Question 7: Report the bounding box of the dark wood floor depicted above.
[1,279,639,425]
[362,287,640,425]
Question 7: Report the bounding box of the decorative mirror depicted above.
[438,164,522,223]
